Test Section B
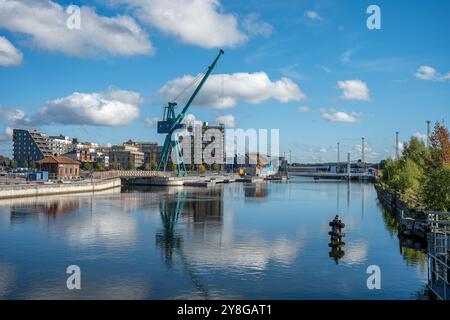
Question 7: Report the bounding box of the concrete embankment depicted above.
[122,174,243,187]
[375,184,428,239]
[0,178,122,199]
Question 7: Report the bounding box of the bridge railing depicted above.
[91,170,171,179]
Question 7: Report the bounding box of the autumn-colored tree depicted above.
[429,122,450,165]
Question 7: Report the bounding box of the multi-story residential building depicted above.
[48,134,73,156]
[184,122,225,170]
[90,152,109,167]
[94,147,111,167]
[71,138,98,153]
[124,140,162,169]
[109,144,144,169]
[63,149,96,164]
[13,129,52,166]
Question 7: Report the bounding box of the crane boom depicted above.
[173,49,224,128]
[156,50,224,177]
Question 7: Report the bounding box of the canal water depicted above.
[0,177,430,299]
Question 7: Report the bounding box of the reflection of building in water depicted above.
[39,199,80,217]
[183,188,223,225]
[10,199,80,223]
[244,183,268,198]
[155,188,225,265]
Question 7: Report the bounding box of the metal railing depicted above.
[427,212,450,300]
[91,170,171,179]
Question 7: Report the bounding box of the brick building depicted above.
[36,156,80,180]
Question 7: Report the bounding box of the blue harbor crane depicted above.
[157,49,224,176]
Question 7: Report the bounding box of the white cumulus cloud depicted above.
[414,65,450,81]
[216,114,236,128]
[340,48,357,64]
[144,117,160,128]
[34,88,141,126]
[298,106,310,113]
[304,10,322,21]
[160,72,306,109]
[0,107,30,124]
[413,132,428,143]
[321,110,359,123]
[0,126,13,142]
[183,113,197,124]
[0,0,153,57]
[242,13,273,37]
[0,36,22,66]
[337,80,370,101]
[122,0,247,48]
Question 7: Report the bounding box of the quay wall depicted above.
[0,178,122,199]
[375,184,428,239]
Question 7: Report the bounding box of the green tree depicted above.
[378,124,450,211]
[421,164,450,211]
[110,162,119,170]
[95,162,105,171]
[30,161,36,169]
[211,162,220,172]
[402,137,428,168]
[127,162,135,170]
[83,162,93,171]
[397,158,422,194]
[23,161,29,168]
[11,160,17,169]
[150,153,158,171]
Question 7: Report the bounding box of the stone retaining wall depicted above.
[0,178,121,199]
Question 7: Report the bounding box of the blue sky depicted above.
[0,0,449,163]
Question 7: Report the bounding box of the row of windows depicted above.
[60,167,78,175]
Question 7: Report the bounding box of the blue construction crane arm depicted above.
[171,49,224,130]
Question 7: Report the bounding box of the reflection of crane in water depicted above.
[155,191,210,299]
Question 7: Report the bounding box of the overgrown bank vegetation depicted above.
[377,122,450,212]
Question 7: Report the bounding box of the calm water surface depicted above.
[0,177,429,299]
